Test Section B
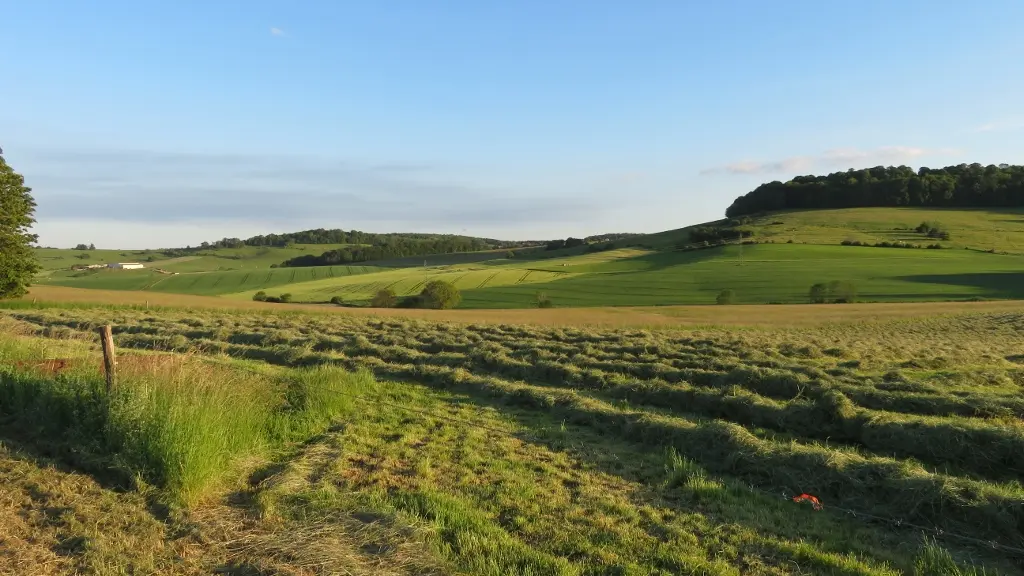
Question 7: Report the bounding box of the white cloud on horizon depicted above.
[975,117,1024,133]
[16,147,614,247]
[700,146,960,176]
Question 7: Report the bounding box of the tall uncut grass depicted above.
[0,335,375,506]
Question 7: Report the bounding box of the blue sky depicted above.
[3,1,1023,248]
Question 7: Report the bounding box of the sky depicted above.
[2,0,1023,249]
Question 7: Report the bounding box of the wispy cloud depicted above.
[18,148,602,230]
[270,27,286,37]
[700,146,958,176]
[975,117,1024,133]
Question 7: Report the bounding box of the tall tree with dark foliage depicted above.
[0,150,39,298]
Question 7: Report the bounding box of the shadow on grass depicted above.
[896,272,1024,299]
[0,370,130,491]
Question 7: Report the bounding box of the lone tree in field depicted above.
[372,288,397,308]
[0,152,40,299]
[809,283,828,304]
[716,289,735,305]
[419,280,461,309]
[827,280,857,304]
[534,292,553,308]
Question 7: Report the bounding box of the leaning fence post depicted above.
[99,325,116,392]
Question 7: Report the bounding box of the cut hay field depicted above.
[3,305,1023,574]
[19,284,1024,328]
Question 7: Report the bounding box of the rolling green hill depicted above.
[33,207,1024,308]
[629,206,1024,252]
[41,265,382,296]
[33,243,358,274]
[461,243,1024,307]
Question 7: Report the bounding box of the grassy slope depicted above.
[34,243,357,274]
[4,306,1020,575]
[635,207,1024,251]
[230,249,643,302]
[35,207,1024,308]
[28,242,1024,307]
[462,243,1024,307]
[40,264,383,295]
[237,242,1024,307]
[33,247,168,274]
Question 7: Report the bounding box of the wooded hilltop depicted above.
[727,163,1024,217]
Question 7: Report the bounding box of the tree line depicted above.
[725,163,1024,217]
[280,231,642,266]
[235,228,541,249]
[281,236,514,267]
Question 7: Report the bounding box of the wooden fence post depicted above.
[98,325,116,392]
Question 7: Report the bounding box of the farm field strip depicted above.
[241,266,581,302]
[40,265,383,296]
[7,306,1024,570]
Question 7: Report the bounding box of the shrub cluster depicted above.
[534,292,554,308]
[716,289,735,305]
[252,291,292,303]
[689,226,753,244]
[841,239,944,249]
[368,281,462,309]
[371,288,397,308]
[809,281,857,304]
[916,221,951,240]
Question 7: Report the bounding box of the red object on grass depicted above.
[792,493,823,510]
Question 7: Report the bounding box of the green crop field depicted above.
[32,247,170,272]
[34,243,359,274]
[3,304,1022,574]
[215,243,1024,307]
[39,264,382,295]
[230,262,579,302]
[31,208,1024,310]
[462,243,1024,307]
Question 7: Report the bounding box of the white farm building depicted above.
[108,262,145,270]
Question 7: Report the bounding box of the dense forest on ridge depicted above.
[726,163,1024,217]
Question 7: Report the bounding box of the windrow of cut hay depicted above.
[4,307,1024,550]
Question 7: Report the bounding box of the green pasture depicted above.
[40,265,382,296]
[635,206,1024,251]
[460,243,1024,307]
[231,264,578,302]
[33,208,1024,308]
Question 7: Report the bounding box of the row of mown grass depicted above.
[4,306,1022,572]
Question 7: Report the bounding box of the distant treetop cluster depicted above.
[726,163,1024,217]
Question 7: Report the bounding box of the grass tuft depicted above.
[0,335,374,506]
